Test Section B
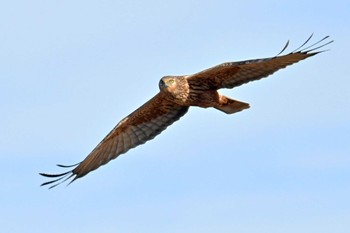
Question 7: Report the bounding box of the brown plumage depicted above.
[40,35,333,188]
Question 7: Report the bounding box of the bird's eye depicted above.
[168,79,175,85]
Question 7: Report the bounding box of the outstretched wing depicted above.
[40,92,189,188]
[187,35,333,90]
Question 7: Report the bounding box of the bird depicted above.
[40,34,333,188]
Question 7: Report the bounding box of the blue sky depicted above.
[1,1,349,232]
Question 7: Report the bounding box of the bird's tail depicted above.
[215,95,250,114]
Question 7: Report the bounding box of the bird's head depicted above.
[159,76,178,93]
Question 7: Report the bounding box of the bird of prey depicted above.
[40,35,333,188]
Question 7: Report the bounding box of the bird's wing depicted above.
[187,35,333,90]
[40,92,189,188]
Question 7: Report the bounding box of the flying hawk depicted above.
[40,35,333,188]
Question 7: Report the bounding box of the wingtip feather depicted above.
[275,34,333,57]
[40,163,79,189]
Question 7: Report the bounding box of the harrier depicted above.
[40,35,333,188]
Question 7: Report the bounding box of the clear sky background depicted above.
[1,1,349,232]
